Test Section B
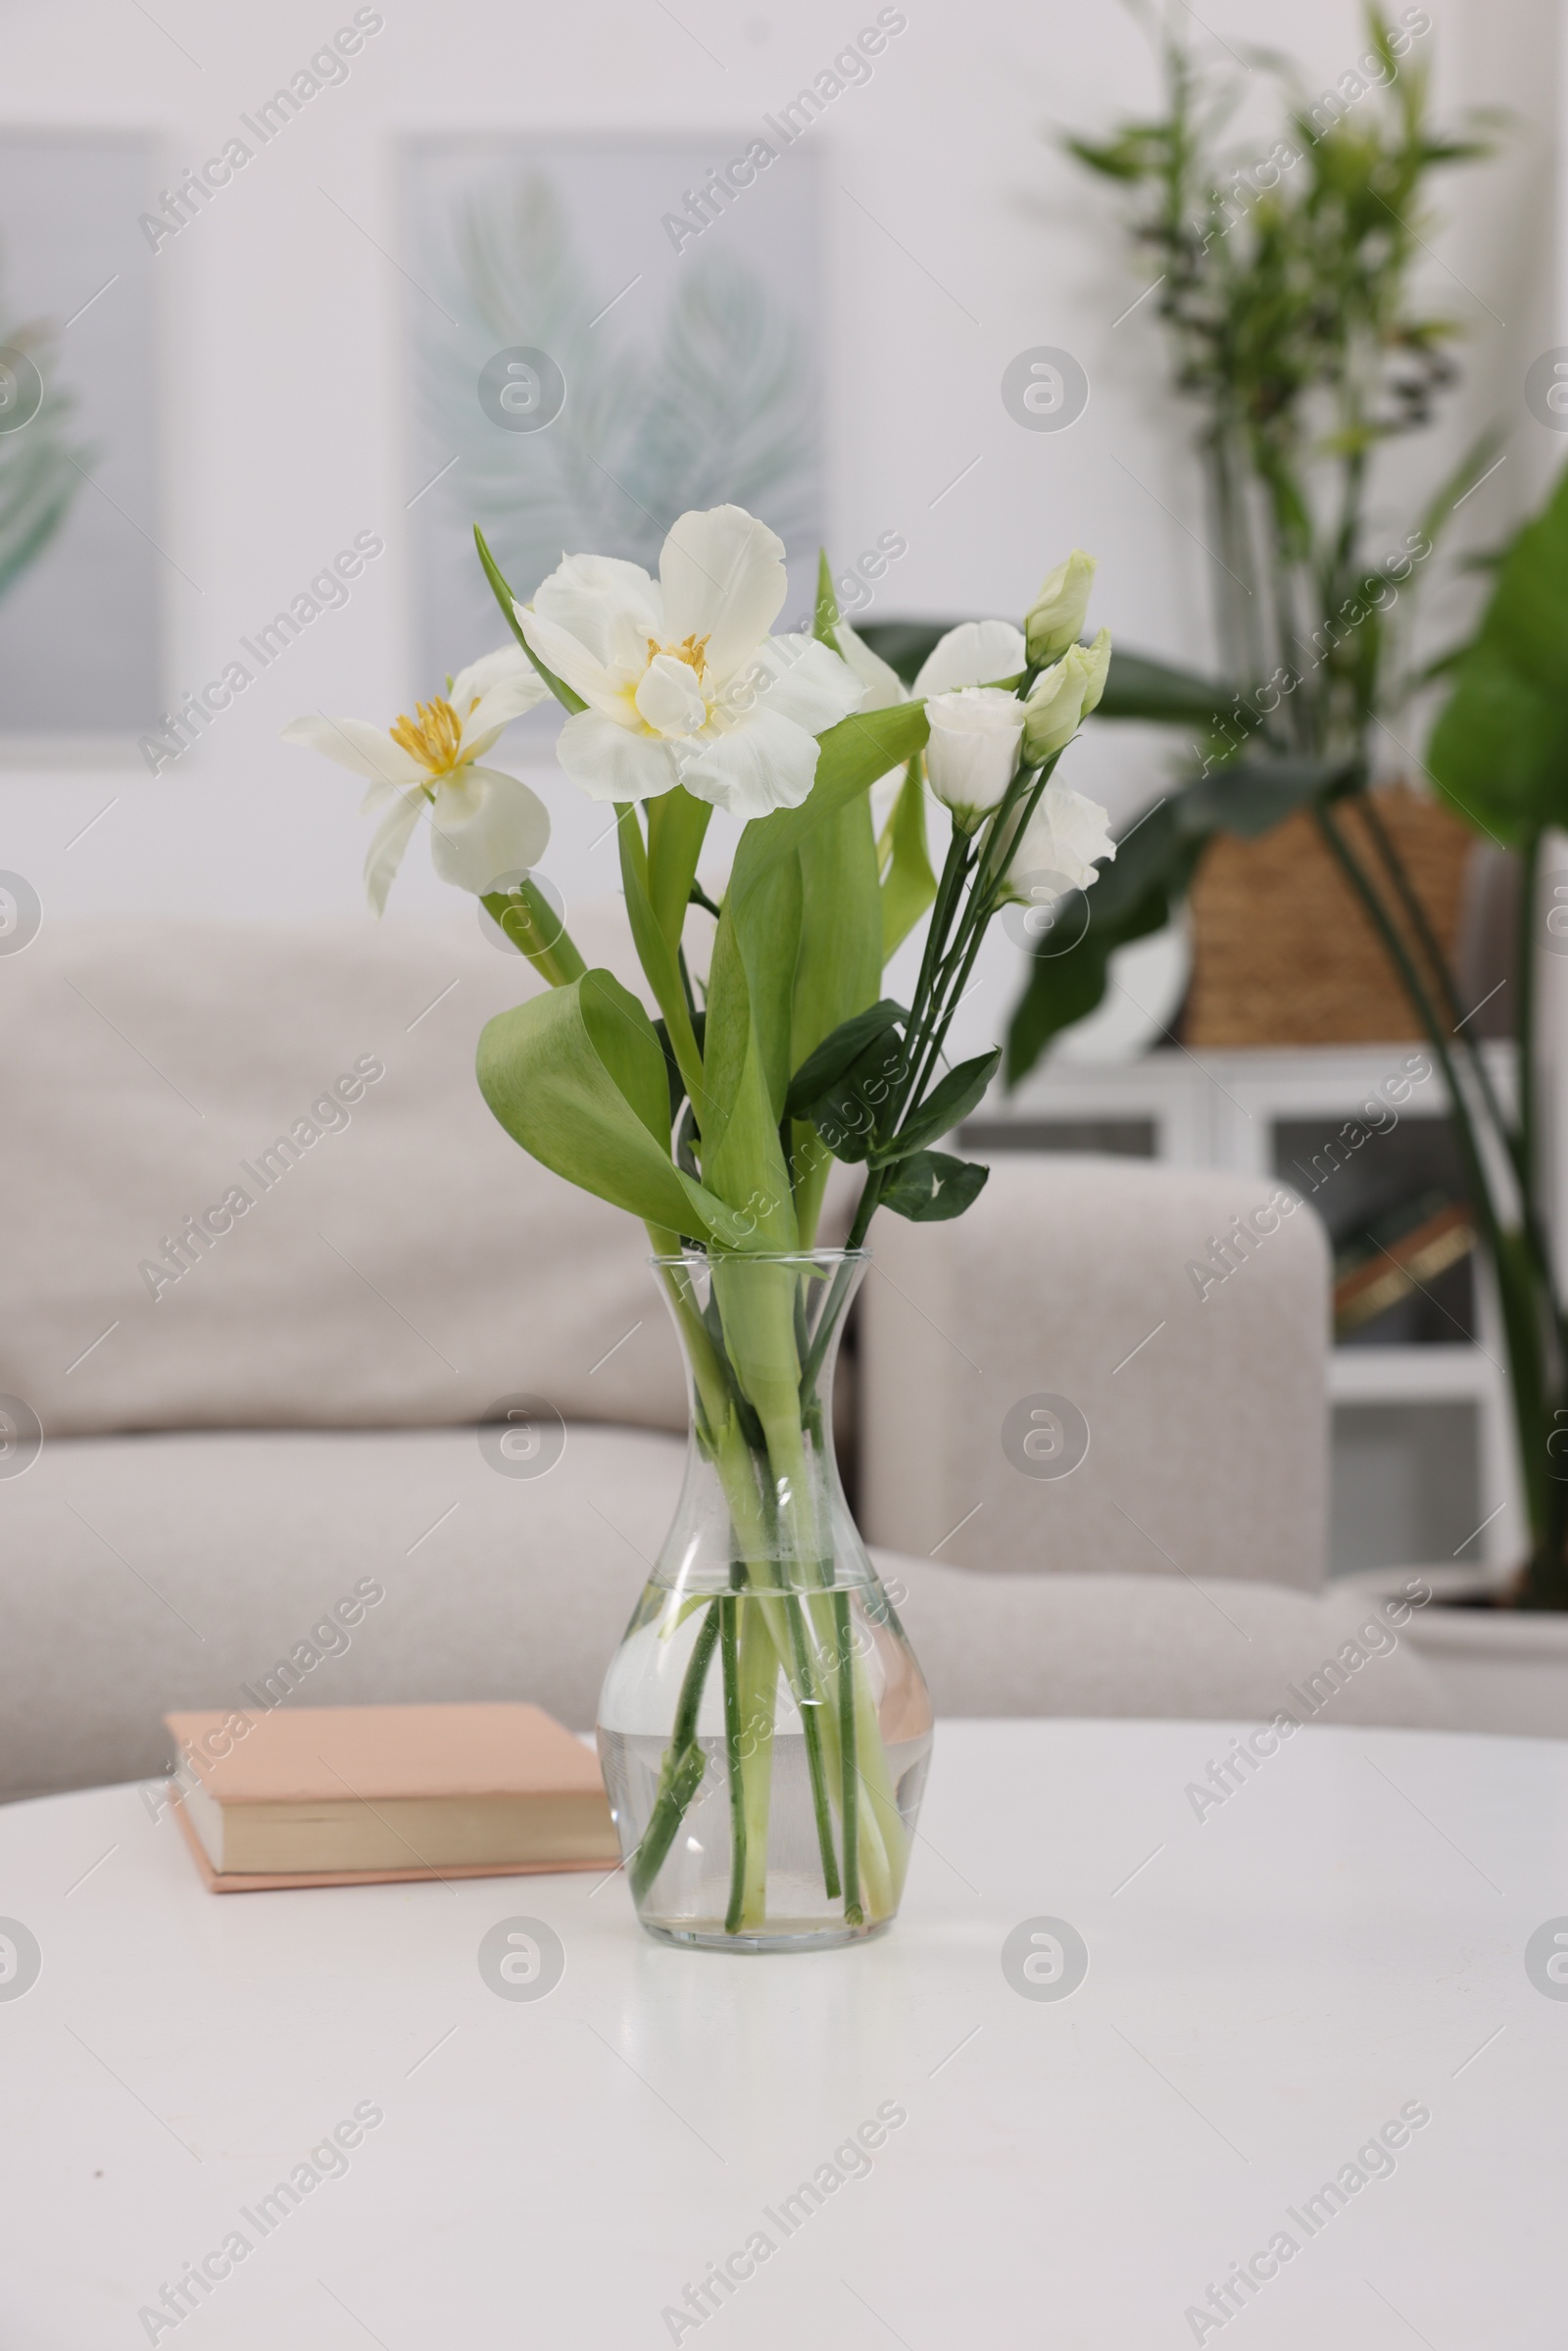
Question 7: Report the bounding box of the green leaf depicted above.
[581,969,670,1146]
[1428,460,1568,843]
[1096,649,1239,725]
[1417,429,1504,557]
[871,1048,1001,1164]
[803,1028,907,1164]
[790,773,883,1243]
[784,998,906,1120]
[878,756,938,960]
[730,849,804,1121]
[793,799,881,1071]
[702,897,799,1247]
[617,807,705,1110]
[727,701,930,911]
[476,969,750,1245]
[1429,644,1564,845]
[879,1151,991,1222]
[812,547,841,645]
[654,1009,708,1125]
[646,787,712,947]
[473,524,587,714]
[1003,738,1362,1087]
[1178,753,1357,839]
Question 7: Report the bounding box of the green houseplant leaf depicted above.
[1004,747,1358,1084]
[1428,463,1568,844]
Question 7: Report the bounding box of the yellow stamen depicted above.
[387,694,483,778]
[644,632,710,682]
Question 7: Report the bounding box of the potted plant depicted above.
[1344,463,1568,1724]
[865,10,1568,1717]
[993,3,1500,1075]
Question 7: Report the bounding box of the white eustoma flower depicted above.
[912,618,1027,697]
[829,614,1028,837]
[922,687,1027,832]
[517,505,864,820]
[831,613,1027,712]
[282,646,551,913]
[1025,550,1097,668]
[996,780,1117,902]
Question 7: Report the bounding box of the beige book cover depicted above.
[163,1702,618,1891]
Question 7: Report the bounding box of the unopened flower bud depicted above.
[1020,629,1111,766]
[1025,550,1097,668]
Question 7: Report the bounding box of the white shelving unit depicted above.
[971,1043,1523,1577]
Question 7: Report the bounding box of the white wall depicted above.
[0,0,1557,1006]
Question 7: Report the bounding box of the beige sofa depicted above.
[0,910,1446,1799]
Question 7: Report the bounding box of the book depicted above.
[1333,1191,1476,1338]
[164,1702,618,1891]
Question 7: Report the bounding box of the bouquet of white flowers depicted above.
[286,505,1112,1950]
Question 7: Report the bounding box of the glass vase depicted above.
[597,1249,932,1953]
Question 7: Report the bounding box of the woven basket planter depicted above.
[1183,785,1476,1047]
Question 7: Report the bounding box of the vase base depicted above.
[638,1914,897,1956]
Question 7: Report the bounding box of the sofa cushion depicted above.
[0,1423,685,1799]
[1,1423,1442,1806]
[885,1556,1447,1728]
[0,907,697,1441]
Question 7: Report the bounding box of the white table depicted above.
[2,1719,1563,2347]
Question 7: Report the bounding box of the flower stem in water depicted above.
[720,1593,747,1935]
[833,1590,862,1925]
[628,1600,719,1903]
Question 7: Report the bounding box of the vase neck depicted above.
[648,1250,871,1596]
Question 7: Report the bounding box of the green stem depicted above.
[833,1591,861,1925]
[1354,792,1526,1194]
[1316,805,1506,1267]
[720,1592,747,1935]
[632,1263,906,1927]
[1316,804,1552,1558]
[1354,799,1565,1388]
[1518,828,1541,1218]
[734,1603,776,1929]
[888,750,1063,1150]
[478,883,586,988]
[784,1590,841,1900]
[753,1398,842,1905]
[627,1602,719,1902]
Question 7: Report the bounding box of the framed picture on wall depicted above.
[400,133,823,709]
[0,132,161,754]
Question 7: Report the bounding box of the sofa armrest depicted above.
[859,1152,1329,1589]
